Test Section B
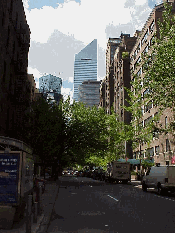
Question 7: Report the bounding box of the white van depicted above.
[142,165,175,195]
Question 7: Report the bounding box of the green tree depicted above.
[105,110,132,161]
[61,99,109,167]
[23,98,65,178]
[142,2,175,133]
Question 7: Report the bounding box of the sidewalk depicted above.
[0,180,59,233]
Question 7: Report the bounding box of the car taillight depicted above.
[165,178,168,183]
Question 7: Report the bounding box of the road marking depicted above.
[154,195,175,201]
[107,195,119,202]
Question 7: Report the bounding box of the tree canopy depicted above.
[142,2,175,131]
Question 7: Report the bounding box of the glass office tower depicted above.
[74,39,97,102]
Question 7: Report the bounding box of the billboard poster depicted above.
[0,153,20,204]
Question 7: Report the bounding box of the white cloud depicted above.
[23,0,154,50]
[68,77,73,83]
[135,0,147,5]
[23,0,136,49]
[61,87,73,101]
[23,0,155,102]
[28,67,43,88]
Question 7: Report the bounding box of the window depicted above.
[166,139,170,152]
[141,106,144,115]
[149,20,155,33]
[121,109,123,117]
[134,57,141,70]
[137,44,140,53]
[144,45,149,55]
[139,121,143,128]
[137,56,141,64]
[137,68,142,77]
[144,116,152,127]
[144,101,152,113]
[154,112,159,123]
[144,32,148,42]
[155,146,160,155]
[143,88,150,97]
[150,37,154,46]
[133,152,137,159]
[165,116,168,128]
[146,147,154,157]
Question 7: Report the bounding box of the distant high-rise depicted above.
[78,80,101,107]
[74,39,97,102]
[39,74,62,104]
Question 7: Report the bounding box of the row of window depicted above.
[134,139,170,159]
[131,36,155,72]
[139,113,168,130]
[131,20,155,61]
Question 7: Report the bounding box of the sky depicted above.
[22,0,162,101]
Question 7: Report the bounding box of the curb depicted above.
[36,182,59,233]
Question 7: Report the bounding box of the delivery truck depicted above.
[105,161,131,183]
[142,165,175,195]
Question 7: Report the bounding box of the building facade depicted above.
[113,34,137,158]
[99,79,106,108]
[0,0,31,141]
[39,74,62,104]
[114,34,137,122]
[106,38,122,77]
[78,80,101,107]
[74,39,97,102]
[102,35,131,114]
[130,1,175,165]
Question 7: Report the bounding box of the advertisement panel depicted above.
[0,153,20,204]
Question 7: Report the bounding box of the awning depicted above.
[117,159,140,165]
[117,158,154,165]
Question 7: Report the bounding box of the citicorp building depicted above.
[74,39,97,102]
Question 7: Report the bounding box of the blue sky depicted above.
[28,0,160,10]
[22,0,162,101]
[28,0,81,10]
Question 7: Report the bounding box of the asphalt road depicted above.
[47,176,175,233]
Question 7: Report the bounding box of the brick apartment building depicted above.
[99,79,106,109]
[113,34,137,158]
[0,0,31,141]
[100,36,128,114]
[130,0,175,165]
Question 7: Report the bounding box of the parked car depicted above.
[142,165,175,195]
[76,171,83,177]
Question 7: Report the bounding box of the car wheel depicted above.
[142,182,147,192]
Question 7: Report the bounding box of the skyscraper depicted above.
[74,39,97,102]
[39,74,62,104]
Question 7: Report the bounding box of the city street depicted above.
[46,177,175,233]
